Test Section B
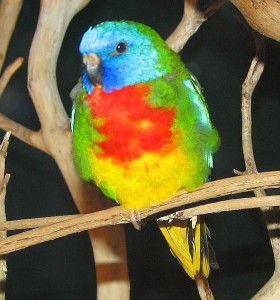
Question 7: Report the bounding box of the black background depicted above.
[1,1,280,299]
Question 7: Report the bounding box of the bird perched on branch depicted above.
[71,21,219,283]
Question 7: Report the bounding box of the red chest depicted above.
[86,84,175,163]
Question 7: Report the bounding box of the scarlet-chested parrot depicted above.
[71,21,219,282]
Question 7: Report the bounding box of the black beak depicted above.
[82,53,102,86]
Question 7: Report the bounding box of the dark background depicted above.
[1,0,280,299]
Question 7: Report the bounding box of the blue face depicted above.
[79,21,167,93]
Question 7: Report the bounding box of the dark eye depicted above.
[115,42,127,54]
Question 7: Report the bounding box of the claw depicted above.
[190,216,198,229]
[130,209,141,230]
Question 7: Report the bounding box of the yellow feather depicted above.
[88,147,205,209]
[158,217,210,279]
[88,146,214,278]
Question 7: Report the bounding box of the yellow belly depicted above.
[89,147,205,209]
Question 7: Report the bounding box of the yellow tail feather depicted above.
[157,216,215,279]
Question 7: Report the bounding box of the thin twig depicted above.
[0,0,23,71]
[0,57,24,96]
[166,0,225,52]
[0,114,47,154]
[0,132,10,181]
[244,42,280,300]
[236,31,280,299]
[0,132,11,300]
[239,39,266,217]
[195,272,214,300]
[240,36,265,179]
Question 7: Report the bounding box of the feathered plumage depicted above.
[71,21,219,280]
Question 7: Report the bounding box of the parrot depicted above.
[71,21,219,282]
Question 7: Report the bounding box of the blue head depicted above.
[79,21,175,93]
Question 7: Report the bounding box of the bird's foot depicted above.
[157,210,184,223]
[190,216,198,229]
[130,209,142,230]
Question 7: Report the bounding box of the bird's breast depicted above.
[86,84,176,163]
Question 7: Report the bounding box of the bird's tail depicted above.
[157,216,218,279]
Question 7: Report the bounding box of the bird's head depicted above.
[79,21,177,93]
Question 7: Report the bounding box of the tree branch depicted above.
[1,1,279,298]
[0,131,11,299]
[166,0,226,52]
[0,0,23,72]
[0,115,47,153]
[0,56,41,153]
[26,1,130,299]
[235,31,280,299]
[0,1,130,299]
[240,36,265,178]
[1,194,280,232]
[230,0,280,42]
[1,170,280,255]
[0,57,24,96]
